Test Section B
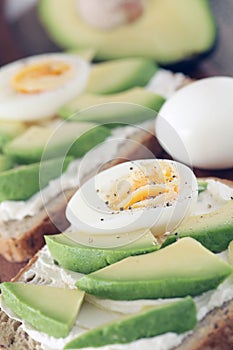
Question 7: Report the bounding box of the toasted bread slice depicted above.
[1,178,233,350]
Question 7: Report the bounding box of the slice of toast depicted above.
[1,178,233,350]
[0,125,160,263]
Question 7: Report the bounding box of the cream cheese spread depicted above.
[1,180,233,350]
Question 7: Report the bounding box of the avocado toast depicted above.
[0,55,174,264]
[1,177,233,349]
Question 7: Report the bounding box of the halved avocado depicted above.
[38,0,216,65]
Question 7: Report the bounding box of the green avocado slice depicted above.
[76,237,233,300]
[65,297,196,349]
[0,156,72,202]
[0,155,14,173]
[86,58,158,95]
[39,0,216,64]
[58,88,164,124]
[0,121,26,150]
[45,230,159,274]
[0,282,84,338]
[162,200,233,253]
[4,122,110,164]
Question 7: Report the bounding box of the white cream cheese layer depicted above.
[1,180,233,350]
[0,69,186,224]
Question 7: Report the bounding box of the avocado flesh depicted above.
[45,230,159,274]
[86,58,158,95]
[0,156,72,202]
[0,155,14,173]
[1,282,84,338]
[76,238,233,300]
[39,0,216,64]
[65,297,196,349]
[163,200,233,253]
[4,122,110,164]
[58,88,164,124]
[0,121,26,150]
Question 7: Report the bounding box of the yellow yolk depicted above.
[106,162,179,211]
[11,60,72,94]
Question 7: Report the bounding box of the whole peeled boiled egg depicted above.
[0,53,89,121]
[156,76,233,169]
[66,159,198,247]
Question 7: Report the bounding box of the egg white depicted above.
[0,53,90,121]
[66,159,198,247]
[156,76,233,169]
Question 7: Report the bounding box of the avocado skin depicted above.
[0,156,72,202]
[65,297,196,349]
[162,200,233,253]
[45,234,159,274]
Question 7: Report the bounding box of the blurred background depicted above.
[0,0,233,77]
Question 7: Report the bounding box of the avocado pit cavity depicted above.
[76,0,147,30]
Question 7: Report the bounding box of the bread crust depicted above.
[0,188,76,262]
[1,177,233,349]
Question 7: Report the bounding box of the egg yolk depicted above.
[104,162,179,211]
[11,60,72,94]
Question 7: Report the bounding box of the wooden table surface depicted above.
[0,0,233,282]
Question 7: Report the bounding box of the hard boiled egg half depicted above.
[66,159,198,247]
[0,53,89,121]
[156,76,233,169]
